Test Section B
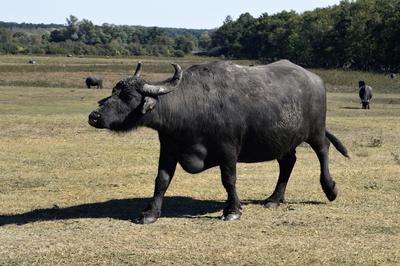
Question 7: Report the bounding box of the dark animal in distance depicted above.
[88,60,349,224]
[86,77,103,89]
[358,80,373,109]
[28,60,36,64]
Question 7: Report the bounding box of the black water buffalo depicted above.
[358,81,373,109]
[88,60,349,224]
[86,77,103,89]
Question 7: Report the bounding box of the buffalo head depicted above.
[88,62,182,131]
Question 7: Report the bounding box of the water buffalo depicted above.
[86,77,103,89]
[358,81,373,109]
[88,60,349,224]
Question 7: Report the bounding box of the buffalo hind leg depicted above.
[265,150,296,208]
[137,151,177,224]
[309,135,338,201]
[220,162,242,221]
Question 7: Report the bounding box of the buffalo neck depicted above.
[144,91,186,136]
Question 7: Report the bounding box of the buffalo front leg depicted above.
[137,151,177,224]
[220,162,242,221]
[265,150,297,208]
[362,102,368,109]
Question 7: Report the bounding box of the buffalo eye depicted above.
[98,96,111,106]
[119,90,132,102]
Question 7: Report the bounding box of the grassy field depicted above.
[0,55,399,265]
[0,55,254,89]
[1,54,399,92]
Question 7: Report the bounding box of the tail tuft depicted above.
[326,130,350,159]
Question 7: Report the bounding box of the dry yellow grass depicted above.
[0,54,254,88]
[0,55,399,265]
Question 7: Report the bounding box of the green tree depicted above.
[175,34,196,53]
[66,15,79,40]
[199,31,211,50]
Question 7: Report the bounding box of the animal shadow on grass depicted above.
[0,196,225,226]
[340,106,362,110]
[242,199,326,206]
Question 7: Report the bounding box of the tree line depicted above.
[0,15,212,57]
[210,0,400,71]
[1,0,400,71]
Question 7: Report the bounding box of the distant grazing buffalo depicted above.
[86,77,103,89]
[89,60,349,224]
[359,81,373,109]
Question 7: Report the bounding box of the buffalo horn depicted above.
[171,63,182,84]
[138,63,182,96]
[134,61,142,77]
[140,84,172,95]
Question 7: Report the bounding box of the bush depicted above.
[174,50,185,57]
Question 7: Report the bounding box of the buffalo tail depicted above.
[326,130,350,158]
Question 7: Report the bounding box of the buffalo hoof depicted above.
[222,213,241,221]
[264,201,280,209]
[264,197,283,208]
[135,216,158,225]
[323,181,338,201]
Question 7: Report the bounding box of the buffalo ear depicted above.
[142,96,157,114]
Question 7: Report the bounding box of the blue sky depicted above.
[1,0,341,29]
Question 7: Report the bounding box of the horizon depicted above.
[1,0,341,30]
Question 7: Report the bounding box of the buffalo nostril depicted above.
[88,111,105,129]
[89,111,101,120]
